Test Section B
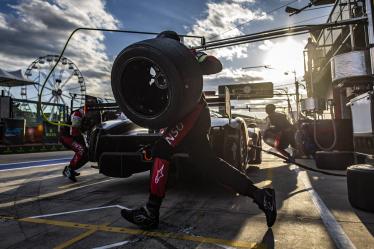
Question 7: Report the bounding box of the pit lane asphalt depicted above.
[0,151,373,249]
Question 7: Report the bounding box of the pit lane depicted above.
[0,151,373,249]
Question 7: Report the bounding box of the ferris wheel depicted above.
[21,55,86,120]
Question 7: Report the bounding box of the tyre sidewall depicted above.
[111,38,202,129]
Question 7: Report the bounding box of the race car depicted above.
[87,88,262,178]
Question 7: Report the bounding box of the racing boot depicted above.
[62,166,78,182]
[63,165,80,176]
[121,206,159,230]
[72,170,80,176]
[253,188,277,227]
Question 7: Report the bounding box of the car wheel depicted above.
[225,129,247,173]
[315,151,355,170]
[238,128,248,172]
[347,164,374,212]
[253,134,262,164]
[111,38,203,129]
[248,133,262,164]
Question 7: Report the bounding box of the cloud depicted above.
[187,1,272,61]
[232,0,255,3]
[203,68,264,90]
[258,40,274,51]
[0,0,119,99]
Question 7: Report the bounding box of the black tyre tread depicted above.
[347,164,374,212]
[238,128,247,172]
[249,133,262,164]
[253,135,262,164]
[111,38,202,129]
[315,151,354,170]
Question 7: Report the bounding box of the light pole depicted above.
[284,70,300,121]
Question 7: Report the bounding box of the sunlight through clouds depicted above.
[260,38,306,84]
[188,1,272,60]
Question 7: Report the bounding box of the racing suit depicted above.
[59,109,88,170]
[121,50,277,229]
[147,52,258,210]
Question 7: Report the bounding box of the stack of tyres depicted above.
[315,151,355,170]
[111,38,203,129]
[347,164,374,212]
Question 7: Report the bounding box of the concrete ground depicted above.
[0,151,373,248]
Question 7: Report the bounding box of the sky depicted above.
[0,0,334,116]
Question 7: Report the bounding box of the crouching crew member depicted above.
[121,31,277,229]
[263,104,296,159]
[60,108,89,182]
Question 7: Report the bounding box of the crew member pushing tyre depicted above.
[121,31,277,229]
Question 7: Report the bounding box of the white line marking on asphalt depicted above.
[1,171,97,190]
[0,157,71,166]
[91,240,133,249]
[297,168,357,249]
[115,204,128,209]
[0,162,67,172]
[0,178,115,208]
[30,205,121,218]
[59,179,95,189]
[214,244,238,249]
[1,174,61,187]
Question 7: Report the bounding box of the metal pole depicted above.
[294,70,300,121]
[36,93,41,120]
[193,17,367,50]
[348,1,356,49]
[70,94,76,113]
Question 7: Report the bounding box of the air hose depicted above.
[38,27,205,127]
[313,101,337,151]
[250,145,346,177]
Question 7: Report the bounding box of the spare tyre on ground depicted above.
[111,38,203,129]
[315,151,355,170]
[347,164,374,212]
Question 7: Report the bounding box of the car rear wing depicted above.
[204,86,231,119]
[85,102,120,111]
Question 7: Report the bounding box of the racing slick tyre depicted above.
[347,164,374,212]
[252,134,262,164]
[315,151,355,170]
[111,38,203,129]
[225,128,247,172]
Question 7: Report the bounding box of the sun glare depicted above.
[262,38,306,85]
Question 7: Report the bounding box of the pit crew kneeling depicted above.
[120,31,277,229]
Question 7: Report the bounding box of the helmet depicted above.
[156,30,180,42]
[265,104,276,114]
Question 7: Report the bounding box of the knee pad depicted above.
[152,139,174,160]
